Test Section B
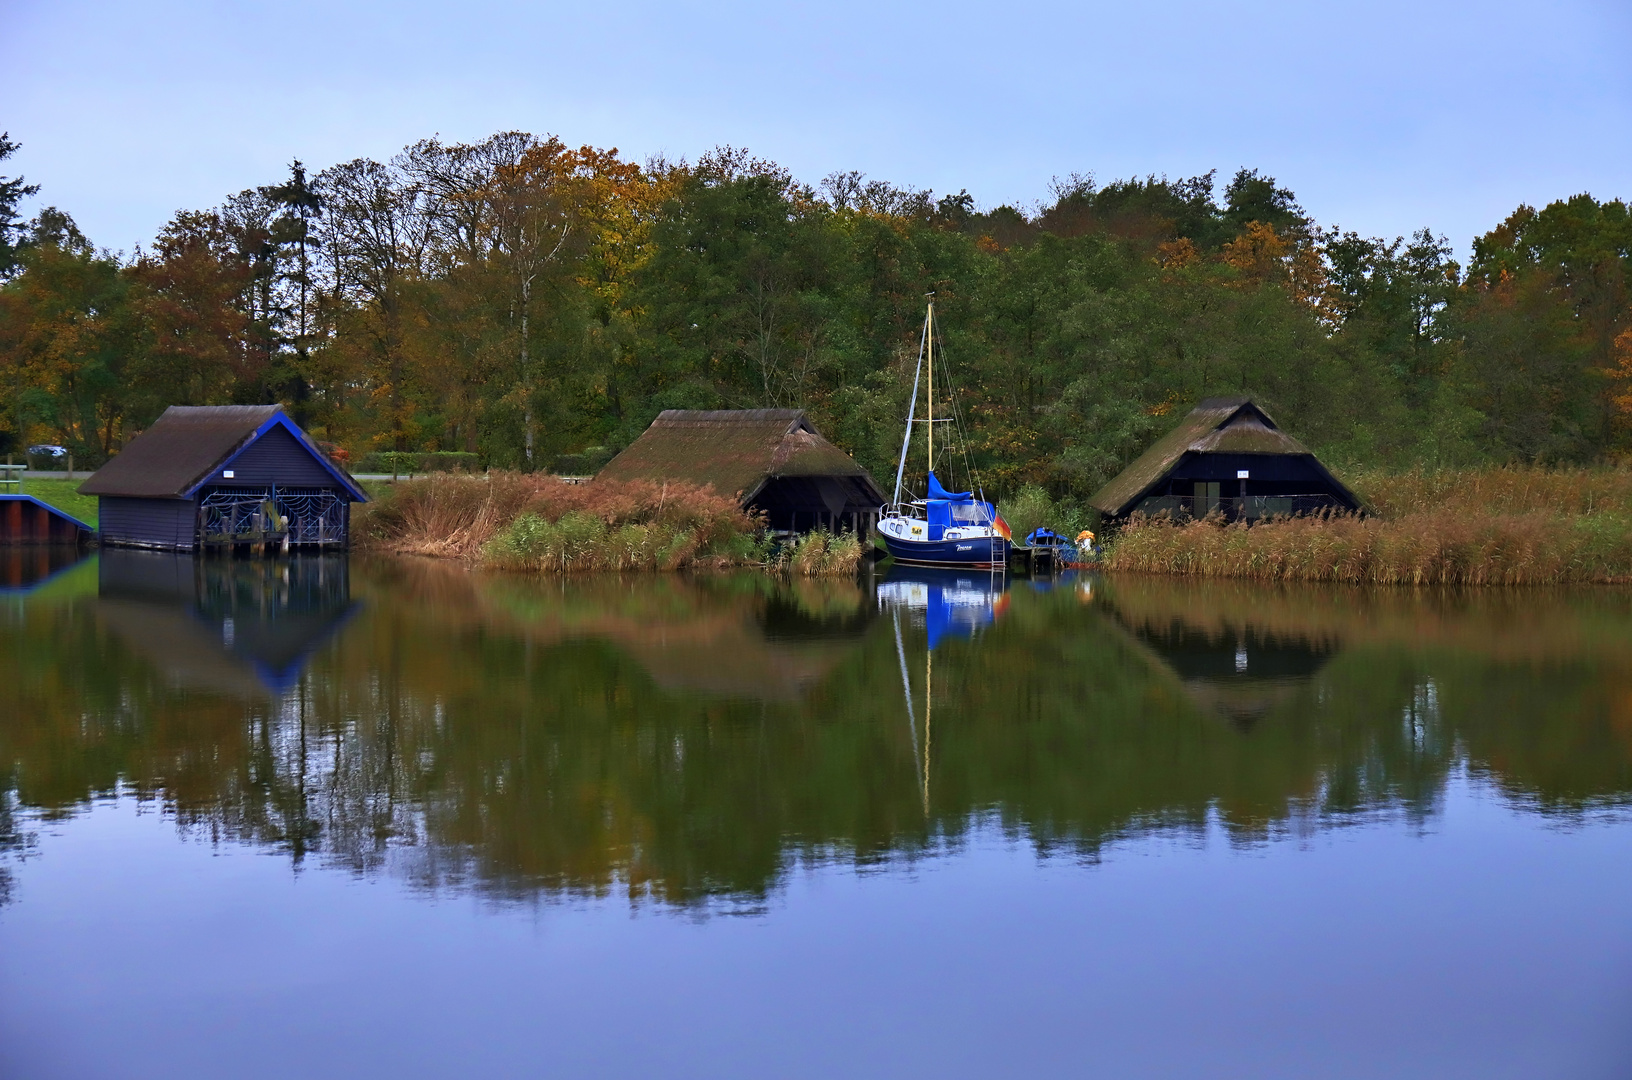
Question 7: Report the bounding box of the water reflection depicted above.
[0,546,90,595]
[1107,588,1342,728]
[1,558,1630,907]
[97,551,355,696]
[876,566,1010,648]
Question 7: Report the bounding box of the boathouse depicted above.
[1090,397,1360,523]
[596,409,886,535]
[80,405,367,551]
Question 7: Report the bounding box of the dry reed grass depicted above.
[357,473,757,570]
[1347,465,1632,519]
[781,530,865,577]
[1106,466,1632,585]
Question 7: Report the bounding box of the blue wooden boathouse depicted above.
[81,405,367,551]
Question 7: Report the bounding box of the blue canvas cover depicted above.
[926,471,973,501]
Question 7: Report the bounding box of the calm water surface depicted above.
[2,552,1631,1079]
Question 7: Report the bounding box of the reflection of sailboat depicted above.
[98,550,356,696]
[879,566,1011,812]
[877,298,1012,568]
[876,566,1010,650]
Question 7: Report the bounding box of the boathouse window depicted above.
[1193,481,1221,515]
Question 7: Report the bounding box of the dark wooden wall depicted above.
[99,497,198,550]
[209,426,336,488]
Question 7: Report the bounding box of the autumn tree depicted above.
[0,132,40,279]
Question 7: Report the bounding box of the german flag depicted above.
[992,511,1012,542]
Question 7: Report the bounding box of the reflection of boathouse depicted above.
[597,409,886,535]
[1101,579,1342,728]
[1091,397,1360,523]
[98,550,356,695]
[81,405,368,551]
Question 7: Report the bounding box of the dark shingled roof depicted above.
[597,409,884,503]
[1090,397,1351,515]
[80,405,364,500]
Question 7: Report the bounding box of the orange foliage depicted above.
[1156,237,1198,269]
[1221,221,1289,277]
[1611,326,1632,423]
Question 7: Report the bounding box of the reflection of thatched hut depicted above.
[598,410,885,535]
[1091,397,1360,523]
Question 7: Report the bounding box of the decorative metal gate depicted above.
[198,486,348,547]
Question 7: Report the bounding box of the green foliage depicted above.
[357,451,480,474]
[999,483,1096,544]
[4,131,1630,488]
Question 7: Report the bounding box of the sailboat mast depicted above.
[891,307,929,507]
[927,299,935,474]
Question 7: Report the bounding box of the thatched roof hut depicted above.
[597,409,885,534]
[1091,397,1360,522]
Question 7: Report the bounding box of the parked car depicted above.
[27,444,68,458]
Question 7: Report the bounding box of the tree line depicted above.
[1,129,1629,498]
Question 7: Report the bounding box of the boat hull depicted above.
[881,534,1010,569]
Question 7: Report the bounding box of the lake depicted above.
[2,552,1630,1079]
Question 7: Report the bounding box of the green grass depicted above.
[16,478,99,529]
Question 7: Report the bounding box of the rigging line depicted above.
[927,314,988,506]
[931,320,1006,571]
[892,609,921,774]
[891,307,930,507]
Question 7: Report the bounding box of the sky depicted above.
[6,0,1630,260]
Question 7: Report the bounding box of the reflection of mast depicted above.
[923,649,932,816]
[892,610,921,776]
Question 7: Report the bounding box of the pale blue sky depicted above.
[8,0,1630,259]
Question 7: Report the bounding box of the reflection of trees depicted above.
[2,562,1630,908]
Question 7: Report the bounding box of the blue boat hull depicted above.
[881,534,1010,568]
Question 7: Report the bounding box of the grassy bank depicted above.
[13,478,99,528]
[358,473,863,575]
[1104,466,1632,585]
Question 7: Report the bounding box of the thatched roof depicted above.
[81,405,366,500]
[597,410,883,504]
[1090,397,1349,516]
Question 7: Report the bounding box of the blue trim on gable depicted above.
[181,413,369,502]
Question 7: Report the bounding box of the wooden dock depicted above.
[1007,545,1060,575]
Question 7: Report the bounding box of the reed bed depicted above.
[358,473,759,571]
[1105,466,1632,586]
[358,472,866,575]
[779,530,865,577]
